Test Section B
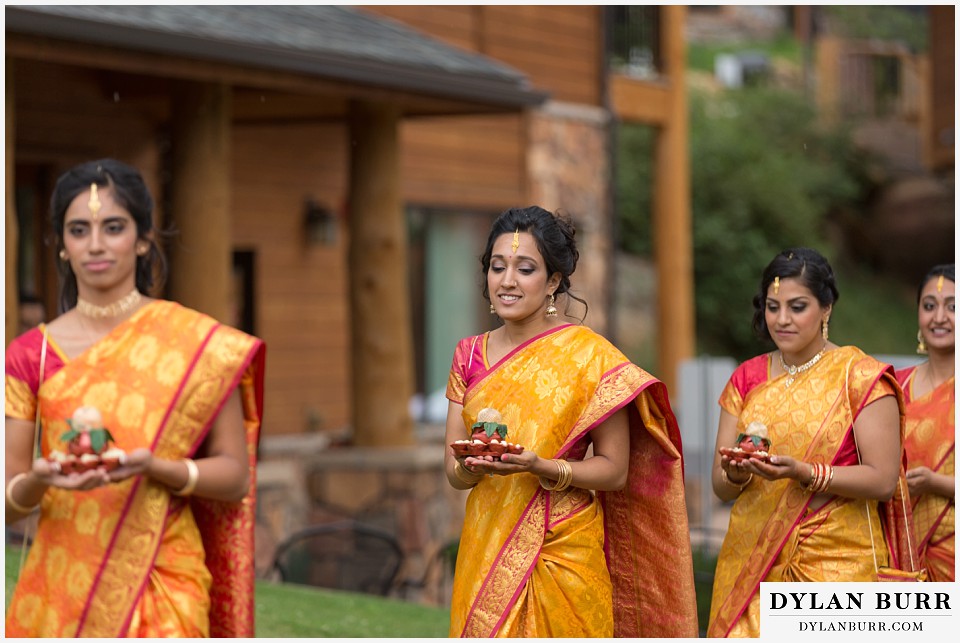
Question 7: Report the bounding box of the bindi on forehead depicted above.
[66,188,127,219]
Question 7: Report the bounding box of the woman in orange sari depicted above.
[897,264,954,582]
[707,248,921,638]
[443,206,698,638]
[5,159,265,637]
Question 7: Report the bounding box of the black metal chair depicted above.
[270,520,404,596]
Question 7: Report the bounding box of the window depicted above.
[606,6,661,80]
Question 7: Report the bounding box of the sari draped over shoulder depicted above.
[446,324,698,638]
[5,300,265,638]
[897,367,955,582]
[708,346,921,638]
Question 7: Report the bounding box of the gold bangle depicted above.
[801,462,817,491]
[721,468,753,490]
[801,462,827,493]
[172,458,199,497]
[821,464,835,492]
[454,460,482,486]
[539,459,574,492]
[6,472,40,514]
[555,459,573,492]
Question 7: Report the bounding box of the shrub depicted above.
[617,86,874,361]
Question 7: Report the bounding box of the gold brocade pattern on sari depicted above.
[4,375,36,419]
[708,347,905,638]
[448,325,697,638]
[901,371,955,582]
[5,301,263,638]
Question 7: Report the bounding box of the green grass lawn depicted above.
[8,540,715,636]
[6,544,450,637]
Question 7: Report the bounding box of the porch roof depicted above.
[5,5,547,112]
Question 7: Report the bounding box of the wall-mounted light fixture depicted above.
[303,199,337,246]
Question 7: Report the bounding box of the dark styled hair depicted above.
[917,264,955,303]
[50,158,166,312]
[480,205,588,321]
[752,247,839,341]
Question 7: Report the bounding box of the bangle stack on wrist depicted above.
[454,460,482,486]
[800,462,834,493]
[539,459,573,492]
[721,468,753,490]
[6,472,40,514]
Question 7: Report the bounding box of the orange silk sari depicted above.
[898,367,955,582]
[708,346,920,638]
[446,324,698,638]
[5,300,265,637]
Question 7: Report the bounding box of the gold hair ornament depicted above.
[773,276,780,295]
[937,274,944,293]
[511,228,520,253]
[88,183,102,222]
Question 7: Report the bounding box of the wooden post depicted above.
[167,82,232,323]
[6,60,19,345]
[816,37,842,123]
[653,5,694,395]
[348,101,414,447]
[927,5,955,171]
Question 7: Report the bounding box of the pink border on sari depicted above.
[77,324,220,635]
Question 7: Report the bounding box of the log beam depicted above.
[167,81,232,323]
[348,101,415,447]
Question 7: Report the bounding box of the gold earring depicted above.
[136,243,148,256]
[490,303,496,314]
[821,317,829,341]
[545,293,558,317]
[59,249,69,261]
[916,330,927,355]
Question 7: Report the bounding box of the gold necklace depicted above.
[778,344,827,387]
[76,289,142,319]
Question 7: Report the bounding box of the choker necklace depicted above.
[778,344,827,387]
[76,289,142,319]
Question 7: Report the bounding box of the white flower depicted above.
[745,421,769,439]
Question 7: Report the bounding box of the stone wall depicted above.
[527,101,613,335]
[255,426,464,606]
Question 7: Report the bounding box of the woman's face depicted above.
[918,276,955,354]
[764,277,830,360]
[62,186,143,297]
[487,231,560,324]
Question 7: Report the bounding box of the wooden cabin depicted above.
[6,6,693,443]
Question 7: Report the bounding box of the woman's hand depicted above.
[906,466,954,499]
[31,457,112,490]
[719,449,808,484]
[105,448,153,483]
[906,466,934,496]
[749,454,807,482]
[717,447,756,483]
[460,450,540,477]
[29,448,155,491]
